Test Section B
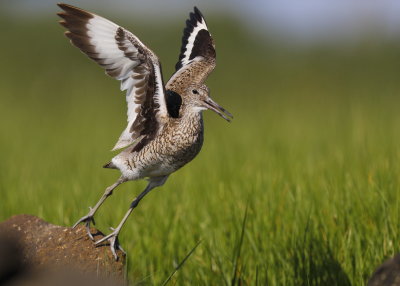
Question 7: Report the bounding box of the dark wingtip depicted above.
[57,3,93,19]
[193,6,204,20]
[57,3,74,10]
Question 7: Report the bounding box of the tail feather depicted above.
[103,161,117,169]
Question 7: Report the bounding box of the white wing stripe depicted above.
[83,14,144,148]
[181,21,208,67]
[152,60,168,118]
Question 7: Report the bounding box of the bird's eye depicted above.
[192,89,198,94]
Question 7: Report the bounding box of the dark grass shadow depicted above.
[291,236,352,286]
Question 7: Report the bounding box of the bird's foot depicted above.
[95,227,126,261]
[72,207,96,241]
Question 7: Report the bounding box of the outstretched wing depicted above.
[167,7,216,91]
[57,3,168,151]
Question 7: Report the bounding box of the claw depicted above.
[95,230,126,260]
[72,211,96,241]
[118,244,127,256]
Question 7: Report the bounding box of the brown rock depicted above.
[0,214,125,283]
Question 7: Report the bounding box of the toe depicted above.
[110,242,118,260]
[95,233,112,245]
[118,244,127,255]
[86,224,94,241]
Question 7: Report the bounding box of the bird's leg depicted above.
[72,177,126,240]
[95,175,168,260]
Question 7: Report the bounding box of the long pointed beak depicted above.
[203,98,233,122]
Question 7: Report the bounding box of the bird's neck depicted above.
[181,105,203,120]
[177,106,204,134]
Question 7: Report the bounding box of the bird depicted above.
[57,3,232,260]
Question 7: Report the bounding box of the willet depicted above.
[57,3,232,259]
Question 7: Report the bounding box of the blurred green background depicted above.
[1,1,400,285]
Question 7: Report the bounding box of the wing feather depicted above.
[167,7,216,91]
[58,3,168,151]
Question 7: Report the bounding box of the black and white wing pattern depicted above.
[166,7,216,91]
[57,3,168,151]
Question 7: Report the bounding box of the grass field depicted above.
[1,11,400,285]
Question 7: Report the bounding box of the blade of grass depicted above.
[231,205,248,286]
[206,240,230,286]
[255,265,259,286]
[161,240,202,286]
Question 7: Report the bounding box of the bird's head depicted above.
[185,84,233,122]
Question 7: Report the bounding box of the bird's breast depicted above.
[128,114,204,178]
[157,117,204,162]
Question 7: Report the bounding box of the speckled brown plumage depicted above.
[128,110,204,178]
[57,3,232,260]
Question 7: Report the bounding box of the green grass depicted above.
[1,12,400,285]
